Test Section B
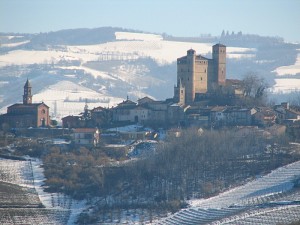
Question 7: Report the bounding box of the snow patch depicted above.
[271,78,300,93]
[115,32,163,41]
[1,40,30,48]
[59,65,116,80]
[274,51,300,76]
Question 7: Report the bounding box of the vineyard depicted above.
[0,158,86,225]
[155,160,300,225]
[1,143,300,224]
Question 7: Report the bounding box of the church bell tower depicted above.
[23,79,32,104]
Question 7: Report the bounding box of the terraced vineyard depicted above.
[1,157,300,224]
[0,158,75,225]
[0,181,40,207]
[0,208,70,225]
[155,160,300,225]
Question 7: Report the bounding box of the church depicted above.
[174,44,226,105]
[0,79,50,128]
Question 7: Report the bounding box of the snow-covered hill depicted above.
[0,29,300,119]
[0,32,254,66]
[33,81,124,119]
[274,51,300,76]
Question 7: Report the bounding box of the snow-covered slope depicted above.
[0,157,86,224]
[0,32,254,67]
[272,78,300,93]
[33,81,124,119]
[156,160,300,225]
[273,50,300,76]
[0,30,299,118]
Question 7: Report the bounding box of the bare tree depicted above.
[241,73,268,106]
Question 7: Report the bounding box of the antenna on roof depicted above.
[127,95,129,100]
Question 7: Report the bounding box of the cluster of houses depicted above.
[63,96,300,130]
[1,79,299,148]
[2,44,300,147]
[61,96,300,146]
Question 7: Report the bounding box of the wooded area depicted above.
[42,128,299,221]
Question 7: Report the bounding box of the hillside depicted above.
[1,27,300,119]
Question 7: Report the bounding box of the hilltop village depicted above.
[1,44,300,147]
[1,44,300,224]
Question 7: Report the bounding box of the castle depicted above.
[174,44,226,105]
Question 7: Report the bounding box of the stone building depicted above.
[0,79,50,128]
[174,44,226,105]
[72,128,100,146]
[112,97,185,126]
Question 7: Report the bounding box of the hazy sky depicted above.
[1,0,299,42]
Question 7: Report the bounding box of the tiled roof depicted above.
[73,128,98,133]
[8,102,49,109]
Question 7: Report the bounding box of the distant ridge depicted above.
[25,27,144,47]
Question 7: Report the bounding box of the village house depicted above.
[62,115,81,128]
[225,79,244,96]
[112,97,185,126]
[274,102,300,124]
[185,106,212,127]
[210,106,227,127]
[210,106,253,127]
[91,106,112,128]
[167,103,186,126]
[252,107,276,127]
[72,128,100,147]
[223,107,252,126]
[112,99,150,124]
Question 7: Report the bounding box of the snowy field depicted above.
[271,78,300,93]
[0,32,255,68]
[32,80,124,119]
[155,160,300,225]
[274,50,300,76]
[1,31,299,118]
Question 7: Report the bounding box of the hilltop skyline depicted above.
[1,0,300,43]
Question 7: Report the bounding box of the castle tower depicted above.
[212,44,226,86]
[174,80,185,105]
[174,44,226,104]
[23,79,32,104]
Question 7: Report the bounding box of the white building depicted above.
[72,128,100,146]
